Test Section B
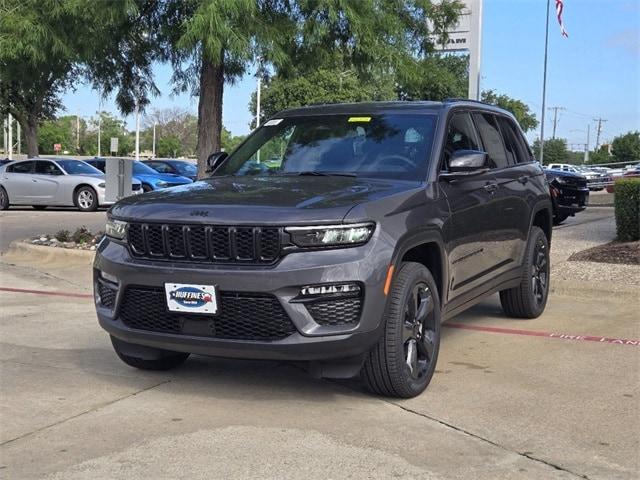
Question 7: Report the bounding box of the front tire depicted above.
[0,186,8,210]
[142,183,153,193]
[362,262,441,398]
[500,226,550,319]
[75,186,98,212]
[111,336,189,371]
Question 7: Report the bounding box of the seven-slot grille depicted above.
[127,223,281,264]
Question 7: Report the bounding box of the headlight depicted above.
[97,182,106,188]
[286,223,375,248]
[105,218,127,240]
[156,180,169,188]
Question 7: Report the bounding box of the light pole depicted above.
[152,121,157,158]
[97,113,102,157]
[134,101,140,161]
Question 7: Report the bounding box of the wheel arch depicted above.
[390,230,448,309]
[530,201,553,245]
[72,183,98,206]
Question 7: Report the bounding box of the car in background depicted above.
[546,163,609,191]
[544,168,589,225]
[0,158,143,212]
[142,159,198,181]
[86,158,193,192]
[0,158,13,167]
[605,164,640,193]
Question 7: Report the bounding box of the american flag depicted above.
[556,0,569,38]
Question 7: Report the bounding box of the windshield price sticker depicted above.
[263,119,283,126]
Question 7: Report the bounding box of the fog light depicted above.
[300,283,361,297]
[100,271,118,284]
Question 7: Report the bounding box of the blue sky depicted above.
[62,0,639,150]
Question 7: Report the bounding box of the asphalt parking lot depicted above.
[0,208,638,479]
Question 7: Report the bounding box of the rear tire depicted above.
[32,205,47,210]
[500,226,550,319]
[362,262,441,398]
[0,186,8,210]
[111,336,189,371]
[75,186,98,212]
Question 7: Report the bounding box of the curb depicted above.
[1,240,95,265]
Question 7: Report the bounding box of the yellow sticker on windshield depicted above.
[348,116,371,123]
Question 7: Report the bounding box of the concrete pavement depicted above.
[0,209,638,479]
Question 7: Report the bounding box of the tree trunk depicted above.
[23,115,39,158]
[196,57,224,179]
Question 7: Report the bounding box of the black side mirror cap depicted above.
[206,151,228,174]
[440,150,489,181]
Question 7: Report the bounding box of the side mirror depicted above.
[206,151,228,174]
[440,150,489,181]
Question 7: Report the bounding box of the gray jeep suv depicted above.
[94,100,552,398]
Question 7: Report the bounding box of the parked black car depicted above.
[544,168,589,225]
[95,100,553,398]
[143,159,198,181]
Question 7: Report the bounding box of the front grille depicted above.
[306,298,362,326]
[119,286,296,341]
[127,223,281,264]
[97,281,117,309]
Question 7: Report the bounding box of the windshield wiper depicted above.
[284,171,357,177]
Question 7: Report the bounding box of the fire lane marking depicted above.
[1,286,637,347]
[0,286,93,299]
[445,323,639,347]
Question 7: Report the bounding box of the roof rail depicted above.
[443,98,492,106]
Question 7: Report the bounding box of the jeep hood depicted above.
[109,175,420,224]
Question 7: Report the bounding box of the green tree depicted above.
[142,108,198,157]
[81,112,132,157]
[157,135,182,157]
[221,127,246,153]
[532,138,569,164]
[252,69,396,123]
[397,55,469,101]
[611,131,640,163]
[481,90,538,133]
[587,146,612,165]
[160,0,462,176]
[0,1,156,157]
[38,116,84,154]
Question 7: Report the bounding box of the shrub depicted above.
[72,226,93,244]
[55,229,71,242]
[614,178,640,241]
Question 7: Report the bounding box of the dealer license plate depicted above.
[164,283,218,315]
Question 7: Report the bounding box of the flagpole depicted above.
[539,0,551,165]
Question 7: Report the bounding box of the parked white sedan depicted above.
[0,158,143,212]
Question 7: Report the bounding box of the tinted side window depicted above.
[472,113,509,169]
[147,162,173,173]
[35,161,63,175]
[7,161,34,173]
[497,117,530,164]
[442,112,481,170]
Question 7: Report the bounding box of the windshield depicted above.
[56,160,102,175]
[215,114,437,181]
[173,161,197,175]
[133,161,161,175]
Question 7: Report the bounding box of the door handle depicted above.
[32,179,38,182]
[483,183,498,194]
[517,176,529,185]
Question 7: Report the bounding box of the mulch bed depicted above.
[568,241,640,265]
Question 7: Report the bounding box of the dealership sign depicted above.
[429,0,483,100]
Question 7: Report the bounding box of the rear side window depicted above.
[35,161,63,175]
[7,161,34,173]
[472,113,509,169]
[497,117,530,164]
[442,112,481,170]
[147,162,173,173]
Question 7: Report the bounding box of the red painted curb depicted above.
[0,286,93,299]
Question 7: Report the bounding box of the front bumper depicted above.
[94,234,393,362]
[553,186,589,216]
[98,188,144,207]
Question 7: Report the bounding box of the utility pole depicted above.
[584,124,590,164]
[548,106,565,139]
[76,112,80,152]
[16,121,21,155]
[134,101,140,161]
[152,121,157,158]
[97,113,102,157]
[593,117,607,150]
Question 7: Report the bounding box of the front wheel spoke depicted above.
[402,322,414,342]
[415,291,433,323]
[418,331,435,361]
[406,339,417,375]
